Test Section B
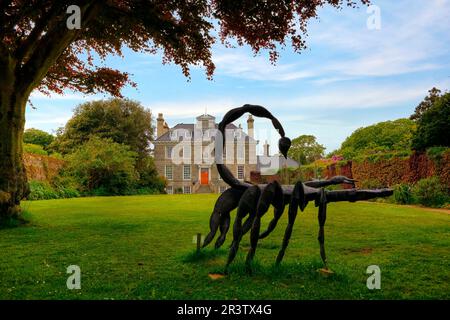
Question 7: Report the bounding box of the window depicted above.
[166,146,173,159]
[236,143,245,162]
[183,186,191,194]
[237,165,244,180]
[183,165,191,180]
[203,146,210,160]
[166,186,173,194]
[183,144,191,160]
[165,166,173,180]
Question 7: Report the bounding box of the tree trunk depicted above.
[0,56,29,223]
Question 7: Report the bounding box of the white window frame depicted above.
[237,165,244,180]
[183,165,191,180]
[166,186,173,194]
[165,165,173,180]
[183,144,191,161]
[183,185,191,194]
[166,146,173,159]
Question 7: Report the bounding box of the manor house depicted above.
[153,113,258,194]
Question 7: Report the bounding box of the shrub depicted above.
[136,156,166,193]
[63,136,138,195]
[28,181,58,200]
[24,143,48,156]
[426,147,449,163]
[393,183,415,205]
[24,128,54,149]
[27,180,80,200]
[413,177,449,208]
[129,186,164,195]
[175,187,183,194]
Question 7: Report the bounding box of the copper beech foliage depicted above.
[1,0,370,98]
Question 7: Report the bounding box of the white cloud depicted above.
[277,79,450,110]
[26,117,71,127]
[212,51,316,81]
[210,0,450,84]
[306,0,450,81]
[148,98,238,119]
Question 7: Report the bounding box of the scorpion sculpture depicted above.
[202,104,393,272]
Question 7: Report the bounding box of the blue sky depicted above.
[27,0,450,154]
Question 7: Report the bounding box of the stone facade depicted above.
[153,113,257,194]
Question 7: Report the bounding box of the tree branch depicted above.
[17,1,101,96]
[15,3,64,64]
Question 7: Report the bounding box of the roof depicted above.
[257,155,299,175]
[196,114,215,120]
[155,123,241,142]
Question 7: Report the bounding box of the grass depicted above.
[0,194,449,300]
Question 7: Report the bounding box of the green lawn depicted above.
[0,194,449,299]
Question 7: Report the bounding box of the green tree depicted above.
[23,128,54,149]
[63,136,138,195]
[336,119,416,159]
[410,87,442,121]
[51,98,152,158]
[0,1,369,221]
[288,135,325,165]
[412,92,450,151]
[51,98,159,188]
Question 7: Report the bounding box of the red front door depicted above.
[201,169,209,185]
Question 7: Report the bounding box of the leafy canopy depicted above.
[412,92,450,151]
[410,87,442,121]
[288,135,325,165]
[51,98,153,159]
[51,98,164,190]
[23,128,54,149]
[1,0,370,98]
[335,119,416,159]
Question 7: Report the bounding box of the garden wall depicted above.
[23,153,64,182]
[351,152,450,188]
[268,151,450,189]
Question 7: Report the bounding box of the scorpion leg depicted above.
[241,210,257,235]
[276,182,303,265]
[317,188,328,268]
[202,188,242,248]
[215,211,231,249]
[246,181,283,271]
[259,204,285,239]
[225,186,260,270]
[202,205,221,248]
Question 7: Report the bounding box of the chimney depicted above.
[263,140,270,156]
[247,115,254,138]
[156,113,169,138]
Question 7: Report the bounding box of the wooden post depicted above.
[196,233,202,251]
